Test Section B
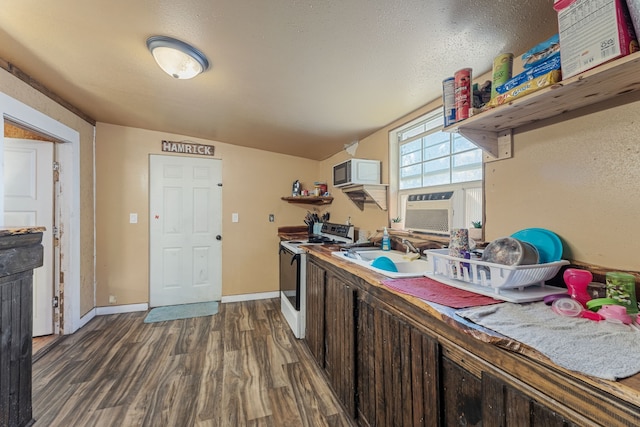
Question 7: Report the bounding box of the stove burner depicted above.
[288,241,304,244]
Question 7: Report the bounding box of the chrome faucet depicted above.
[401,239,420,255]
[343,247,363,260]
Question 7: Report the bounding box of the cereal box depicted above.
[554,0,639,79]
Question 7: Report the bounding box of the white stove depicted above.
[280,222,355,254]
[279,222,354,338]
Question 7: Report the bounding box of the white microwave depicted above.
[333,159,381,187]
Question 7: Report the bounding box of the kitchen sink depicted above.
[331,249,430,279]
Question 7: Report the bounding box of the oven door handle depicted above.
[279,245,294,256]
[290,253,301,266]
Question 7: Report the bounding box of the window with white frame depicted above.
[391,108,483,233]
[398,109,482,189]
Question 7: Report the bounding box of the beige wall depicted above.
[95,123,321,306]
[322,89,640,272]
[485,93,640,270]
[0,68,96,316]
[318,138,388,239]
[319,100,442,241]
[5,55,638,312]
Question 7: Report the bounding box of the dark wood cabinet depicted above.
[305,257,357,417]
[482,372,580,427]
[357,297,440,427]
[305,259,325,366]
[0,230,44,427]
[305,252,640,426]
[441,357,482,427]
[324,273,356,417]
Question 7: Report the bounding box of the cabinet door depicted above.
[357,298,440,427]
[305,259,326,366]
[441,356,483,427]
[482,372,580,427]
[324,273,357,417]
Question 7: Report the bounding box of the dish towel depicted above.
[382,277,502,308]
[457,302,640,380]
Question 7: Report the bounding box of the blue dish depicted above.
[511,228,563,264]
[371,256,398,272]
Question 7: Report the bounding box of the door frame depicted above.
[0,91,84,335]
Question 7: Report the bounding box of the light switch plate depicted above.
[232,213,239,223]
[129,213,138,224]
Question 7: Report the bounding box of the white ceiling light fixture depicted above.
[146,36,210,79]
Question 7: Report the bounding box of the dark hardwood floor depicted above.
[32,298,353,426]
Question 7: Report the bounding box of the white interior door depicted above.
[149,155,222,307]
[4,138,54,336]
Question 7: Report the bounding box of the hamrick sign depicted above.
[161,140,215,156]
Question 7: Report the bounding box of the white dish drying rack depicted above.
[424,249,569,303]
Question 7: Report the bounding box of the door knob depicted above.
[216,235,222,240]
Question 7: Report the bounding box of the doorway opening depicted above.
[1,90,82,336]
[4,121,60,338]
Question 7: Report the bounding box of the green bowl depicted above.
[586,298,619,311]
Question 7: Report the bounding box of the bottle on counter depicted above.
[381,227,391,251]
[606,272,638,314]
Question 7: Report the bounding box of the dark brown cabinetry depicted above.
[0,230,44,427]
[482,372,579,427]
[305,258,356,417]
[305,252,638,426]
[305,260,325,365]
[357,298,440,427]
[441,357,482,426]
[324,274,356,417]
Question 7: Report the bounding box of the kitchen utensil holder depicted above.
[425,249,569,292]
[313,222,323,234]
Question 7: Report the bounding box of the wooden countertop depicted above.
[303,243,640,411]
[0,226,46,236]
[277,226,308,242]
[279,232,309,241]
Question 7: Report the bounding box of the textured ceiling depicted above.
[0,0,558,160]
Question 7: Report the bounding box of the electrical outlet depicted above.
[109,295,116,304]
[269,214,275,222]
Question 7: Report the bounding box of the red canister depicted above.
[454,68,472,122]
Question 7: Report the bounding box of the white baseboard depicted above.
[221,291,280,303]
[93,293,278,315]
[96,303,149,316]
[77,308,96,330]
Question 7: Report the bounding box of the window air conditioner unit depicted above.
[404,191,463,235]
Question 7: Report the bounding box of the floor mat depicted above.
[143,301,219,323]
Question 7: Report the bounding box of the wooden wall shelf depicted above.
[444,51,640,161]
[341,184,388,211]
[281,196,333,205]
